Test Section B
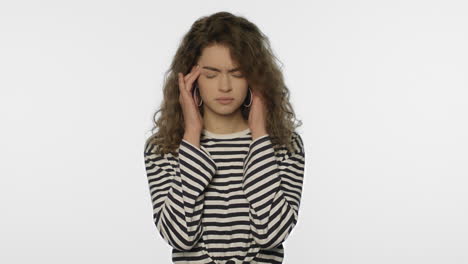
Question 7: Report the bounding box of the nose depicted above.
[218,74,232,92]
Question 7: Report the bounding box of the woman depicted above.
[144,11,305,264]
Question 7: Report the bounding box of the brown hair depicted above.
[145,11,302,156]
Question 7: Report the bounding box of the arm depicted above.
[143,139,217,250]
[242,132,305,249]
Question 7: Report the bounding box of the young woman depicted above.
[144,11,305,264]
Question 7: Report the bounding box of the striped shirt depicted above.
[143,128,305,264]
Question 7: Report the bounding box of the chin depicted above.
[206,102,241,115]
[214,107,237,115]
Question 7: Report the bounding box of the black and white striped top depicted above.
[143,128,305,264]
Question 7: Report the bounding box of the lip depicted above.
[216,98,234,104]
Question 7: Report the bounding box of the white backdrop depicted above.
[1,0,467,263]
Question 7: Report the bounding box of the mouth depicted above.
[216,98,234,104]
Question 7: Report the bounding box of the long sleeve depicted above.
[242,132,305,249]
[143,139,217,250]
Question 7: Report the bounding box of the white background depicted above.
[1,0,467,263]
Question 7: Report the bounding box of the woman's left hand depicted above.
[248,90,268,140]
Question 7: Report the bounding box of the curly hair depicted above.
[145,11,302,156]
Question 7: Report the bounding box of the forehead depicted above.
[198,44,240,70]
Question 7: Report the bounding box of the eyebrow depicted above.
[201,66,241,73]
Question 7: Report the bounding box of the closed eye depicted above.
[206,73,244,79]
[232,71,244,78]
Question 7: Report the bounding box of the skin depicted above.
[178,43,268,148]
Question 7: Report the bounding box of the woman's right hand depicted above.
[178,64,203,134]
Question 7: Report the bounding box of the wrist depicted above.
[183,130,201,148]
[251,129,268,140]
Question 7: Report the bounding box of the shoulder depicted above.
[143,137,176,161]
[144,137,158,156]
[273,131,304,161]
[291,131,304,153]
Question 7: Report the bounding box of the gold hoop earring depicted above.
[243,87,252,107]
[195,85,203,106]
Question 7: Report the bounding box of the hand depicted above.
[178,64,203,134]
[247,89,268,140]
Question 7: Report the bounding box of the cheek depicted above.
[199,79,210,87]
[234,78,248,86]
[196,81,214,98]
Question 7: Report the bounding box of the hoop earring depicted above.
[195,85,203,106]
[243,87,252,107]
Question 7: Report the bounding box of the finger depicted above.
[178,72,186,95]
[185,68,201,93]
[184,65,199,82]
[184,70,201,91]
[251,91,257,103]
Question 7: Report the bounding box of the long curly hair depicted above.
[145,11,302,156]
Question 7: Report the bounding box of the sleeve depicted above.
[143,139,217,251]
[242,132,305,249]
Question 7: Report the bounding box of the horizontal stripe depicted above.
[144,131,305,263]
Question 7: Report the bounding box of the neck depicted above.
[202,107,248,134]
